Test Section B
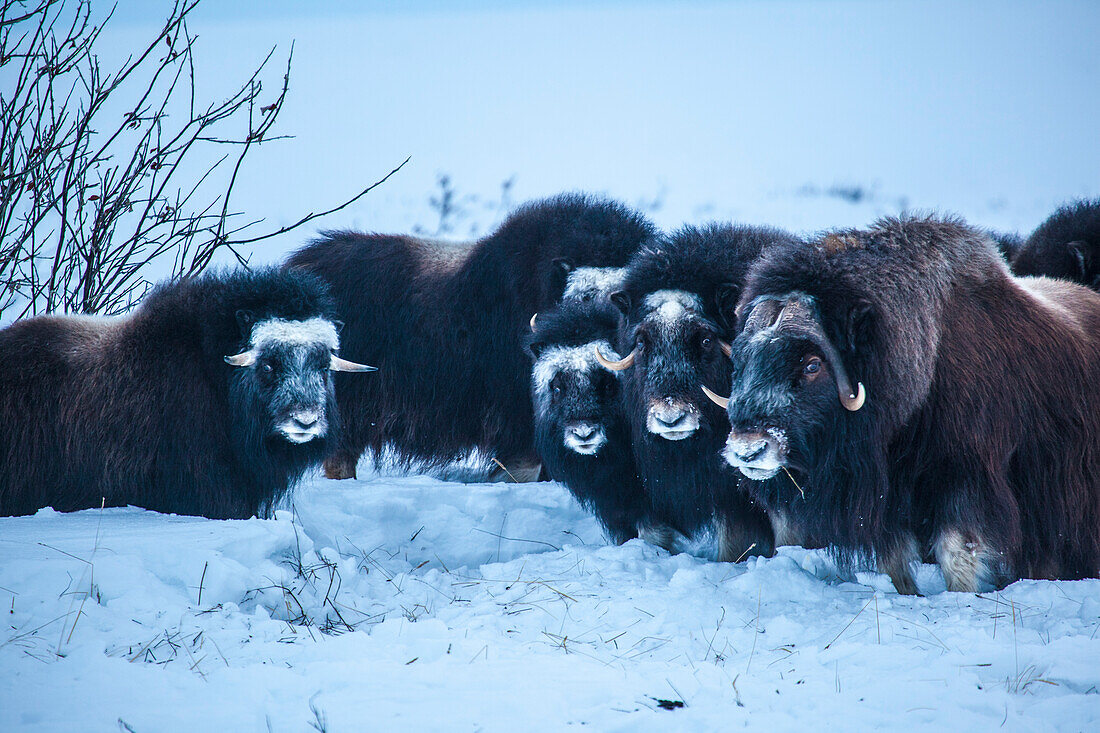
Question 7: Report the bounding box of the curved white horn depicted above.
[224,351,257,367]
[330,355,378,372]
[841,382,866,411]
[595,346,636,371]
[530,313,538,331]
[700,383,730,409]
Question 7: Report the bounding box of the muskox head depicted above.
[604,289,730,443]
[530,340,622,455]
[224,312,375,445]
[710,292,866,480]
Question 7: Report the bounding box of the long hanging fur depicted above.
[0,268,340,519]
[285,193,656,478]
[731,215,1100,591]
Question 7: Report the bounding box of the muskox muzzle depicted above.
[723,428,788,480]
[563,420,607,455]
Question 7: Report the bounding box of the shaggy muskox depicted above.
[717,216,1100,593]
[527,299,644,544]
[602,223,799,560]
[286,194,655,480]
[1011,199,1100,290]
[0,268,375,519]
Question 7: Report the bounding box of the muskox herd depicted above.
[1,195,1098,595]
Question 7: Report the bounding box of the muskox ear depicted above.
[609,290,631,316]
[549,257,574,299]
[844,300,874,354]
[714,282,740,332]
[235,309,255,338]
[1068,241,1093,281]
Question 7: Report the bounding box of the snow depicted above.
[2,472,1098,731]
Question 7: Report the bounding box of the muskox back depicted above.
[527,299,644,544]
[1012,199,1100,290]
[723,216,1100,593]
[285,193,656,479]
[0,268,362,519]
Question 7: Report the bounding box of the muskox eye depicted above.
[262,362,273,374]
[803,358,821,376]
[701,336,712,349]
[552,385,562,396]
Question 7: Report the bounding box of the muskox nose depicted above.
[734,440,768,463]
[293,414,318,429]
[571,425,597,441]
[289,409,322,429]
[724,429,787,480]
[647,399,700,440]
[653,406,687,428]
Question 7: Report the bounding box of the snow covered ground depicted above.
[2,470,1099,731]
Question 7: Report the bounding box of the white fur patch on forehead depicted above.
[250,317,339,351]
[532,340,616,393]
[563,267,626,300]
[642,289,705,325]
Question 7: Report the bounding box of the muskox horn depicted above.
[811,329,866,412]
[720,340,732,358]
[223,351,257,367]
[529,313,538,331]
[329,355,378,372]
[841,381,866,412]
[594,346,636,371]
[700,383,730,409]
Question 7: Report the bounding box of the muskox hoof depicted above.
[323,454,358,480]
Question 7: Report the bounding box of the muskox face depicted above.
[532,341,621,455]
[718,292,865,480]
[606,289,729,443]
[225,316,375,445]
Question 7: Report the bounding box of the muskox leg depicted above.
[877,533,921,595]
[637,522,691,554]
[323,451,359,480]
[488,453,543,483]
[933,528,1002,593]
[718,506,776,562]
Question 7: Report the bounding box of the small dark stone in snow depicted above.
[653,698,684,711]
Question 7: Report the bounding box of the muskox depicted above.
[1011,199,1100,290]
[603,223,799,560]
[718,216,1100,593]
[286,194,655,480]
[0,268,375,519]
[526,299,644,543]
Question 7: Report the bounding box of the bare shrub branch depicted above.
[0,0,404,322]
